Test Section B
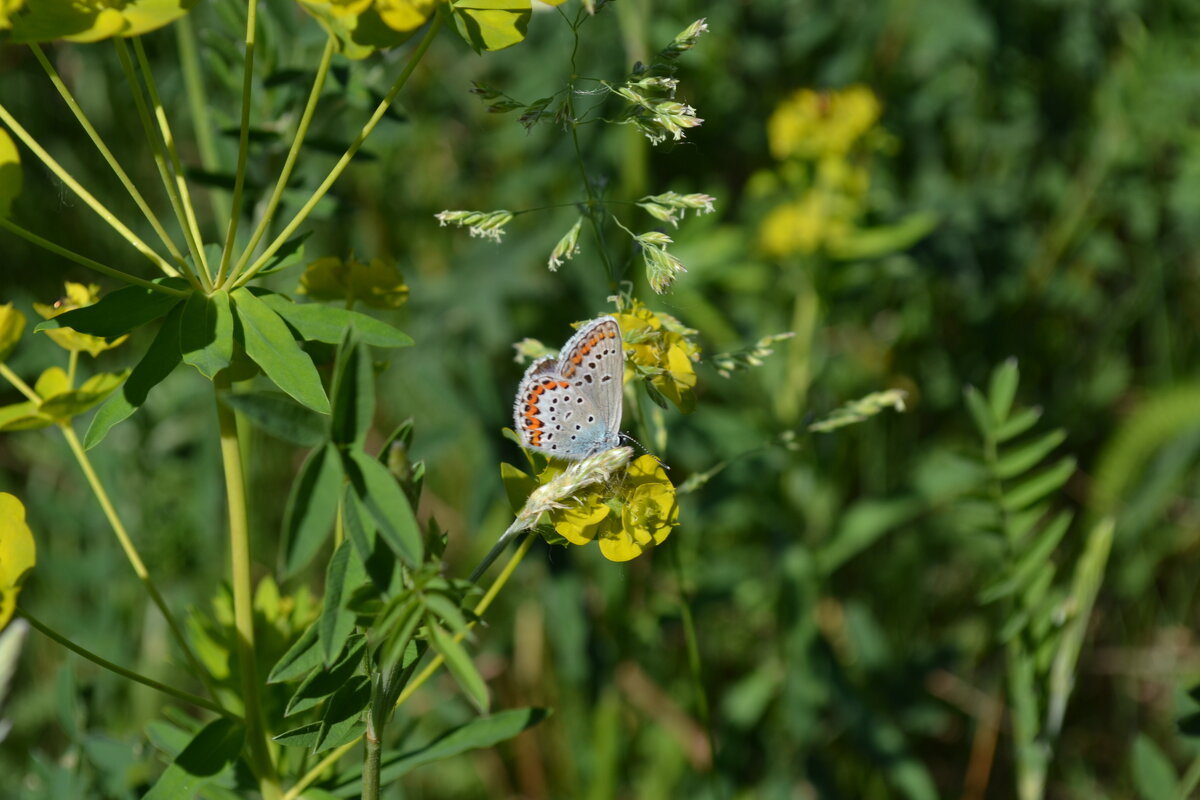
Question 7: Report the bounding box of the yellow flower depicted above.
[0,0,23,31]
[767,86,881,161]
[614,300,700,414]
[376,0,436,31]
[303,0,373,16]
[32,282,127,356]
[0,493,36,630]
[298,255,409,309]
[0,303,26,361]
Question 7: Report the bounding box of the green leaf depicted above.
[0,401,53,432]
[1131,734,1179,800]
[1000,457,1077,513]
[995,429,1067,481]
[427,620,488,712]
[330,333,374,446]
[0,304,25,361]
[9,0,201,44]
[815,497,925,574]
[424,592,472,639]
[293,0,418,61]
[450,0,531,53]
[282,443,344,577]
[318,540,364,666]
[268,623,322,684]
[994,405,1044,443]
[331,708,551,794]
[258,293,413,349]
[979,511,1072,603]
[0,127,20,219]
[988,358,1020,425]
[34,280,187,340]
[222,391,327,448]
[38,369,130,421]
[275,677,369,752]
[286,635,366,717]
[825,211,938,261]
[255,232,312,276]
[963,384,993,438]
[180,289,234,379]
[346,449,423,566]
[500,462,537,514]
[340,485,376,568]
[84,304,184,449]
[231,288,330,414]
[142,719,245,800]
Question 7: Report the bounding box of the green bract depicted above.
[6,0,200,43]
[0,493,36,630]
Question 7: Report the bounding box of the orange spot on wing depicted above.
[572,354,583,365]
[558,381,569,388]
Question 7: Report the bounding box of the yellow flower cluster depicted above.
[0,0,22,32]
[299,255,409,310]
[33,282,127,356]
[300,0,435,31]
[614,300,701,414]
[0,493,35,631]
[767,86,881,161]
[505,455,678,562]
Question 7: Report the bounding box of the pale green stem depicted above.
[236,15,444,286]
[58,424,227,709]
[66,350,78,387]
[0,361,38,401]
[214,378,281,799]
[226,37,335,285]
[19,606,235,718]
[131,38,212,286]
[175,14,232,226]
[0,219,189,296]
[280,533,535,800]
[29,43,187,267]
[0,101,180,280]
[216,0,258,284]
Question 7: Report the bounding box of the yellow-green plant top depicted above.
[33,282,128,356]
[614,300,701,414]
[299,255,410,310]
[6,0,199,42]
[0,127,21,219]
[0,304,25,362]
[767,86,881,161]
[0,493,36,631]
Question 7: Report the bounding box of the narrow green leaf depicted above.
[331,708,552,794]
[378,599,422,678]
[231,288,330,414]
[268,623,321,684]
[1001,457,1077,513]
[815,497,924,574]
[340,485,376,567]
[995,429,1067,481]
[330,333,374,447]
[38,369,130,420]
[980,511,1072,603]
[995,405,1043,443]
[346,449,423,566]
[423,592,472,639]
[315,676,371,753]
[500,462,537,514]
[258,292,413,349]
[427,621,488,713]
[282,444,344,577]
[1005,502,1050,545]
[84,304,184,449]
[222,391,327,448]
[318,540,364,667]
[143,719,245,800]
[451,0,532,53]
[180,289,234,379]
[286,635,366,717]
[1131,734,1179,800]
[377,418,414,461]
[255,231,312,276]
[34,279,187,340]
[963,384,993,438]
[988,358,1020,425]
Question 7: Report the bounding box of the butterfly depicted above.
[513,316,624,460]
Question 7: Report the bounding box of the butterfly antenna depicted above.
[619,433,669,470]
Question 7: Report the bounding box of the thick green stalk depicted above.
[29,44,186,267]
[0,219,186,295]
[216,0,258,283]
[0,101,180,280]
[214,379,280,798]
[237,14,444,285]
[19,606,234,718]
[59,424,225,708]
[227,37,335,285]
[362,722,382,800]
[175,15,232,227]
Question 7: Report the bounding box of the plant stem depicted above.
[226,37,335,285]
[0,361,40,402]
[29,44,187,267]
[214,379,280,798]
[237,15,444,285]
[0,101,180,280]
[280,533,536,800]
[362,722,382,800]
[216,0,259,283]
[1178,753,1200,800]
[58,424,227,709]
[175,15,232,227]
[668,542,717,772]
[19,606,235,718]
[0,218,186,296]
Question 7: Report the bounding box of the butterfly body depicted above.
[514,316,624,460]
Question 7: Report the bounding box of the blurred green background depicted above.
[3,0,1200,797]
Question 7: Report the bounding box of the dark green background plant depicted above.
[3,0,1200,798]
